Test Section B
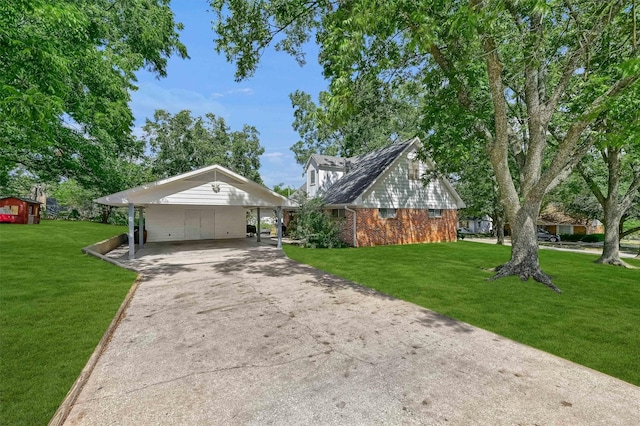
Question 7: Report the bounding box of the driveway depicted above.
[65,240,640,425]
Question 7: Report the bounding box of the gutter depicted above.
[344,205,357,247]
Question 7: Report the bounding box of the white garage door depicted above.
[145,205,246,242]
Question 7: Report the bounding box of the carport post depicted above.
[276,206,282,249]
[256,207,261,243]
[128,203,135,260]
[138,207,144,248]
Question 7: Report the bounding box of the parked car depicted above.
[537,229,560,243]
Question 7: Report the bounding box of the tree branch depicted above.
[576,161,606,206]
[544,1,625,119]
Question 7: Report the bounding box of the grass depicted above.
[284,242,640,386]
[0,220,137,426]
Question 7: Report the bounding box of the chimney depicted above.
[344,160,352,174]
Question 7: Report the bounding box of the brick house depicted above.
[302,137,465,247]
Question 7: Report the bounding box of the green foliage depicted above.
[272,182,297,197]
[289,78,423,165]
[143,109,265,183]
[0,221,136,425]
[581,234,606,243]
[559,234,585,242]
[284,242,640,386]
[289,197,345,248]
[0,0,187,190]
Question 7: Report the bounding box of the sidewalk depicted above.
[465,237,639,259]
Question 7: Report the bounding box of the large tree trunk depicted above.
[492,211,505,245]
[597,203,629,267]
[492,202,562,293]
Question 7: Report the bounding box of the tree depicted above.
[143,109,265,183]
[290,77,423,165]
[0,0,188,187]
[272,183,297,197]
[211,0,640,292]
[577,145,640,266]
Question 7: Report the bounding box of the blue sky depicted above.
[129,2,328,189]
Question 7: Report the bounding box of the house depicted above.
[0,197,41,224]
[458,216,493,234]
[301,137,465,247]
[95,165,296,259]
[537,205,603,235]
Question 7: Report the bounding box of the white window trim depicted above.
[310,170,316,186]
[429,208,443,218]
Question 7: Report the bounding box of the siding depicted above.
[306,161,345,198]
[133,181,280,206]
[337,208,458,247]
[146,205,246,242]
[361,150,458,209]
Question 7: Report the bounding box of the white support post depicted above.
[128,203,135,260]
[276,206,282,249]
[138,207,144,249]
[256,207,261,243]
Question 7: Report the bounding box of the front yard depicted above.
[284,242,640,386]
[0,221,137,426]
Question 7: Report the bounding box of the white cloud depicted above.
[208,87,254,99]
[229,87,254,95]
[262,152,285,159]
[130,82,227,124]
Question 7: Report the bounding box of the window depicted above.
[310,170,316,186]
[558,225,572,235]
[429,209,442,218]
[332,209,346,218]
[408,160,420,180]
[379,208,397,219]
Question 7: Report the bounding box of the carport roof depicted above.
[95,164,297,208]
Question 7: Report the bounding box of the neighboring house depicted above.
[504,205,604,236]
[538,205,603,235]
[458,216,493,234]
[301,137,465,247]
[0,197,41,224]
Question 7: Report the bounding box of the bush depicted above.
[581,234,605,243]
[559,233,585,242]
[289,197,345,248]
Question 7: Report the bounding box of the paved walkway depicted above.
[65,240,640,425]
[464,237,639,258]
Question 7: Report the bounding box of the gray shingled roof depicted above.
[322,140,412,205]
[309,154,350,168]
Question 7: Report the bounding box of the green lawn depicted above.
[0,220,137,426]
[284,242,640,386]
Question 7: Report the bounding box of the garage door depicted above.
[185,209,215,240]
[145,205,246,242]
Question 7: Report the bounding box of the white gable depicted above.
[361,147,464,209]
[95,164,295,208]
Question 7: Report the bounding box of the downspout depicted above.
[344,206,357,248]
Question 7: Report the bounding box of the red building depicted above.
[0,197,41,224]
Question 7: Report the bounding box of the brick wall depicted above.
[337,208,458,247]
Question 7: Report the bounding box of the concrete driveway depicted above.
[65,240,640,425]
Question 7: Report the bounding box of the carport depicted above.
[95,165,297,259]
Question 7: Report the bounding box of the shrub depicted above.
[289,197,345,248]
[581,234,605,243]
[559,233,584,242]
